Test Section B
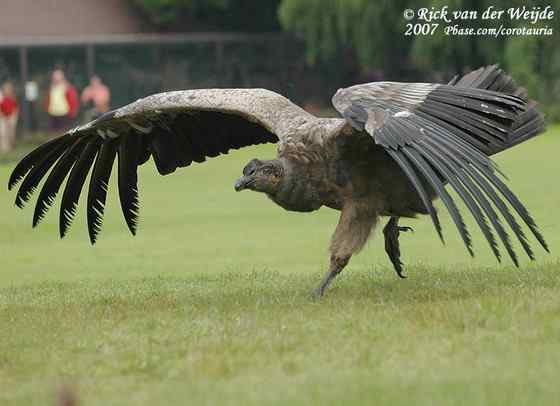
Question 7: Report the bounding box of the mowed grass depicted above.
[1,126,559,405]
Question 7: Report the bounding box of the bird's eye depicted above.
[243,166,256,176]
[262,167,273,175]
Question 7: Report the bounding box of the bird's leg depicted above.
[315,254,351,297]
[383,216,413,279]
[314,201,378,296]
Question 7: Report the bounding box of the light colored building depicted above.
[0,0,144,37]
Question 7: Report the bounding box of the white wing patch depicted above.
[394,111,412,118]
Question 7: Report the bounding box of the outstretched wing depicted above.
[9,88,314,243]
[332,66,548,265]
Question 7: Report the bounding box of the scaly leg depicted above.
[314,254,351,297]
[383,216,413,279]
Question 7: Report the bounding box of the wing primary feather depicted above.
[8,134,73,190]
[424,137,535,260]
[9,92,284,242]
[137,133,152,166]
[15,135,77,208]
[479,167,549,252]
[425,101,510,140]
[150,127,179,175]
[402,147,474,256]
[117,134,143,235]
[87,139,119,244]
[442,86,526,109]
[415,140,503,263]
[199,112,224,157]
[418,104,503,148]
[414,113,508,178]
[386,149,444,243]
[413,109,491,153]
[167,115,194,167]
[59,138,101,238]
[425,91,518,120]
[33,137,90,227]
[421,137,520,265]
[420,139,519,266]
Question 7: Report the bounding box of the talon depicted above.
[383,217,410,280]
[396,267,407,279]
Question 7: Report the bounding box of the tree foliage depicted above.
[279,0,416,75]
[280,0,560,119]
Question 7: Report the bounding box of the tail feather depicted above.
[449,64,545,155]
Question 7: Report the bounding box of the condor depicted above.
[9,65,548,296]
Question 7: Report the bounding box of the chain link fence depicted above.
[0,35,350,136]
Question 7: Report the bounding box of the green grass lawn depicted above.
[1,126,559,405]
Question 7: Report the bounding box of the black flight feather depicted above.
[8,134,73,190]
[87,139,119,244]
[200,113,224,157]
[421,137,520,265]
[191,113,220,158]
[479,168,549,252]
[175,115,206,163]
[424,135,535,260]
[150,127,179,175]
[386,149,444,243]
[402,147,474,256]
[466,166,535,260]
[427,90,520,120]
[426,102,510,140]
[117,134,142,235]
[417,103,504,149]
[33,137,90,227]
[441,86,525,110]
[137,133,152,166]
[59,138,101,238]
[407,115,529,262]
[15,135,76,208]
[414,113,508,178]
[414,140,501,261]
[413,109,491,153]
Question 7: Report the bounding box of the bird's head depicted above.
[234,159,284,194]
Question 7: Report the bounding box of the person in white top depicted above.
[0,81,19,153]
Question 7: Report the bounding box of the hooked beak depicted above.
[234,176,250,192]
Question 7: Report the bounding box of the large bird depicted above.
[9,65,549,295]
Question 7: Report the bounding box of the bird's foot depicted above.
[313,286,326,298]
[313,268,341,298]
[313,254,350,297]
[383,217,413,279]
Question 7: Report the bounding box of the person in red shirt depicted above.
[44,69,79,133]
[0,81,19,152]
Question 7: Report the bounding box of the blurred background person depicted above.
[81,75,111,122]
[45,69,79,133]
[0,81,19,152]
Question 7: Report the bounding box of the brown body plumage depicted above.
[9,65,549,295]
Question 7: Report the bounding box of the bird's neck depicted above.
[266,159,322,213]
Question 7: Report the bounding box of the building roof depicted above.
[0,0,144,37]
